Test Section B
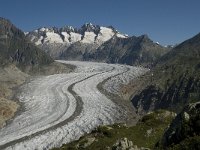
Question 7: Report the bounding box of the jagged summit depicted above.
[26,23,128,58]
[32,23,122,36]
[81,22,96,29]
[60,25,75,32]
[140,34,150,40]
[26,22,168,66]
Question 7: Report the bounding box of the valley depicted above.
[0,7,200,149]
[0,61,147,150]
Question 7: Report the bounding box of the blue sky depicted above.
[0,0,200,45]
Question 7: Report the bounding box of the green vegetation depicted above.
[132,33,200,114]
[52,110,175,150]
[168,136,200,150]
[156,102,200,150]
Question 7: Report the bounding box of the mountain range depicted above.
[26,23,170,67]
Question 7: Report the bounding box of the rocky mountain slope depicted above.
[27,24,169,67]
[157,102,200,149]
[0,17,53,71]
[130,33,200,114]
[0,17,74,128]
[83,34,168,67]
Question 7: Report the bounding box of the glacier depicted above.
[0,61,147,150]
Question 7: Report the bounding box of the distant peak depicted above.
[82,22,94,28]
[85,22,93,26]
[80,23,100,33]
[60,25,75,32]
[155,42,160,45]
[0,17,12,26]
[107,25,117,32]
[141,34,149,39]
[0,17,10,22]
[139,34,152,42]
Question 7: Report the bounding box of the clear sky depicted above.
[0,0,200,45]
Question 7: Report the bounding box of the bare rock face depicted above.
[0,17,53,69]
[157,102,200,148]
[88,35,169,67]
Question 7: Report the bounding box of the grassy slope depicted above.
[52,110,175,150]
[156,102,200,150]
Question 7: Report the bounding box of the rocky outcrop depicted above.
[157,102,200,149]
[112,137,150,150]
[132,76,200,114]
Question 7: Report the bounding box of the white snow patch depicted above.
[35,36,44,45]
[43,32,63,43]
[96,27,114,43]
[24,32,29,36]
[81,32,96,43]
[156,42,159,45]
[39,27,47,32]
[61,32,70,43]
[116,33,128,38]
[70,32,82,43]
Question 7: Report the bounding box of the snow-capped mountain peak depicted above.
[26,23,129,57]
[83,22,95,28]
[27,23,128,45]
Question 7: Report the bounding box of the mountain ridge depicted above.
[27,24,169,67]
[0,17,53,69]
[130,32,200,114]
[84,34,168,67]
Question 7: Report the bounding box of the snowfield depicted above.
[0,61,147,150]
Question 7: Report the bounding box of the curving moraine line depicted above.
[0,61,145,150]
[0,68,115,149]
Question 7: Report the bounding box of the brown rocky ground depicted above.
[0,64,27,128]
